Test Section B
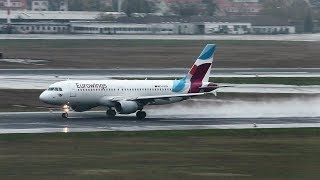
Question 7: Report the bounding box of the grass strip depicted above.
[1,128,320,180]
[1,128,320,140]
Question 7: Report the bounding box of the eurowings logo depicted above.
[172,78,186,92]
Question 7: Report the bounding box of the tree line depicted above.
[68,0,216,17]
[26,0,318,32]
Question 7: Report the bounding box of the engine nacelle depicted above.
[115,101,139,114]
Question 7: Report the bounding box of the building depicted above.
[196,22,251,34]
[0,10,126,23]
[248,15,296,34]
[70,21,153,34]
[216,0,263,15]
[32,0,49,11]
[151,23,176,34]
[251,26,295,34]
[0,13,296,34]
[70,21,189,35]
[69,21,253,35]
[10,21,69,33]
[59,0,68,11]
[0,0,27,10]
[1,20,295,34]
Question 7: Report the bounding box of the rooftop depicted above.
[0,10,125,21]
[117,15,291,26]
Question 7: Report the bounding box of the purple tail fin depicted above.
[186,44,216,93]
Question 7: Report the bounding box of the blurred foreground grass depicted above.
[1,128,320,180]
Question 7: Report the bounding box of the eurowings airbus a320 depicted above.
[39,44,220,119]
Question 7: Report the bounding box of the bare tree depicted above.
[170,2,201,16]
[121,0,159,16]
[202,0,216,16]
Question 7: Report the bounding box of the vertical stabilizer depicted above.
[172,44,216,93]
[186,44,216,83]
[186,44,216,93]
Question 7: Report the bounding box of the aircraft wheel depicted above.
[136,111,146,120]
[62,112,68,119]
[106,109,116,118]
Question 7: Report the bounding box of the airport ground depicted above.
[0,39,320,69]
[1,38,320,179]
[1,39,318,111]
[1,129,320,180]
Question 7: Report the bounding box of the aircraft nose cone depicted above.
[39,91,49,103]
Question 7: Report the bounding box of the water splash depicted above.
[147,98,320,118]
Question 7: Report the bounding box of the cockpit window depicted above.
[48,87,63,91]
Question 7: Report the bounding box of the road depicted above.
[0,112,319,134]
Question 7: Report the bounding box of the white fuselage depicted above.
[40,79,190,112]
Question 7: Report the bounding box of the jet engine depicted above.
[115,101,139,114]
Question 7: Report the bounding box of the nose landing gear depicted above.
[62,104,70,119]
[62,112,68,118]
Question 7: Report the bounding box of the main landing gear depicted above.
[136,110,146,120]
[106,109,116,118]
[106,108,146,120]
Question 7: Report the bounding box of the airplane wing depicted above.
[99,93,209,106]
[126,92,207,101]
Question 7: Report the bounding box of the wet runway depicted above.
[1,68,320,93]
[0,112,319,134]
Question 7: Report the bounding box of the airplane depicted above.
[39,44,220,120]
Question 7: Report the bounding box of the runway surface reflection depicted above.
[0,112,319,134]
